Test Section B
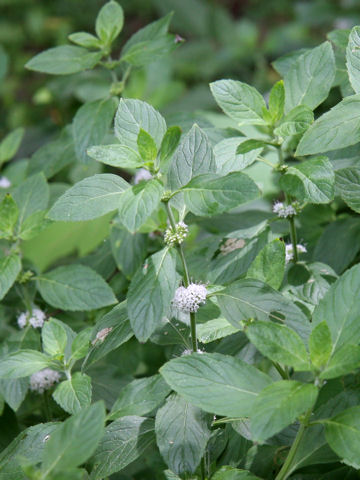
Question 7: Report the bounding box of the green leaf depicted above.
[274,105,314,138]
[84,302,133,368]
[37,264,117,311]
[91,416,155,479]
[121,35,177,66]
[212,466,261,479]
[114,98,166,151]
[0,254,21,300]
[208,231,268,284]
[95,0,124,45]
[42,318,67,357]
[52,373,92,415]
[313,264,360,352]
[160,352,271,417]
[0,350,53,379]
[0,194,18,238]
[110,225,147,277]
[48,174,130,221]
[0,127,24,165]
[236,139,268,154]
[26,46,102,75]
[0,423,59,478]
[109,374,171,420]
[280,156,334,204]
[346,26,360,93]
[268,80,285,123]
[210,80,267,126]
[137,128,158,163]
[214,137,263,175]
[325,406,360,468]
[68,32,101,49]
[320,344,360,380]
[29,126,75,179]
[247,239,285,290]
[18,210,51,240]
[314,218,360,274]
[70,328,92,361]
[41,402,105,475]
[296,94,360,156]
[168,124,216,191]
[250,381,318,442]
[176,172,260,216]
[13,173,49,225]
[284,41,335,112]
[0,377,28,411]
[197,317,239,344]
[87,144,143,169]
[245,321,310,370]
[73,98,117,163]
[155,393,211,475]
[159,126,182,171]
[117,179,163,232]
[127,248,178,341]
[335,166,360,213]
[121,13,172,61]
[215,279,310,341]
[309,321,332,370]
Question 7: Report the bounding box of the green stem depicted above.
[288,215,298,263]
[43,391,51,421]
[165,202,198,352]
[273,362,289,380]
[200,456,206,480]
[275,408,312,480]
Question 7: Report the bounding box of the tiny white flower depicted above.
[134,168,152,184]
[164,221,189,246]
[0,176,11,188]
[220,238,246,255]
[17,312,27,329]
[30,368,61,394]
[285,243,307,263]
[17,306,46,329]
[273,201,297,218]
[172,283,207,313]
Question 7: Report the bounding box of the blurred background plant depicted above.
[1,0,360,147]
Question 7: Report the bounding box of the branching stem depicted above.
[165,202,198,352]
[275,407,313,480]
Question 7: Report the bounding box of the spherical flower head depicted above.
[17,306,46,329]
[134,168,153,184]
[164,221,189,246]
[0,176,11,189]
[30,368,61,394]
[273,201,297,218]
[172,283,207,313]
[285,243,307,263]
[220,238,245,255]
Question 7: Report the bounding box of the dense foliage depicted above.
[2,1,360,479]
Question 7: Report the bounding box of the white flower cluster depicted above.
[17,307,46,329]
[220,238,245,255]
[0,176,11,189]
[134,168,153,184]
[164,222,188,246]
[285,243,307,263]
[30,369,61,394]
[273,201,297,218]
[172,283,207,313]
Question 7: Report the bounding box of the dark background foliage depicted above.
[1,0,359,151]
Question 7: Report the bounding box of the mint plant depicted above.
[1,2,360,479]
